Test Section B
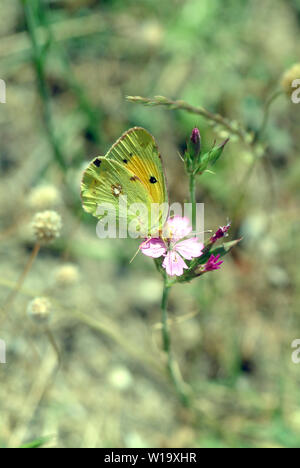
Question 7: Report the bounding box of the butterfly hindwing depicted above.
[81,157,156,236]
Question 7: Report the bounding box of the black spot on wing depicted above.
[93,158,101,167]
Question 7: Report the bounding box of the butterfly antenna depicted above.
[190,229,213,236]
[129,238,149,264]
[177,151,184,162]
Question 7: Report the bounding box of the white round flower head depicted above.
[32,210,62,244]
[281,63,300,96]
[27,297,52,324]
[27,185,61,211]
[55,264,80,286]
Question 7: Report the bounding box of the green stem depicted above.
[22,0,67,172]
[127,95,248,144]
[38,0,102,148]
[257,90,284,141]
[161,276,190,407]
[189,173,197,232]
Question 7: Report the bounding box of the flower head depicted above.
[281,63,300,96]
[140,216,204,277]
[204,254,223,272]
[27,297,52,324]
[55,264,80,286]
[27,185,61,211]
[210,222,231,243]
[32,210,62,244]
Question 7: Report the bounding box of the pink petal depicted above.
[140,238,166,258]
[162,251,188,276]
[163,216,192,240]
[174,238,204,260]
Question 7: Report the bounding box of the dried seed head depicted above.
[27,297,52,324]
[27,185,61,211]
[32,210,62,244]
[55,264,80,286]
[281,63,300,96]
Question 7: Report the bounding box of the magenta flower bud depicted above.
[210,222,231,243]
[190,127,201,157]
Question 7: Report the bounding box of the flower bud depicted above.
[27,297,52,324]
[55,264,80,286]
[196,138,229,174]
[190,128,201,157]
[27,185,61,211]
[209,138,230,165]
[185,128,202,173]
[210,222,231,244]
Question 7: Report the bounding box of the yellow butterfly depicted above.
[81,127,168,237]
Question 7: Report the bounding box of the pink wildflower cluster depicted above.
[140,216,204,277]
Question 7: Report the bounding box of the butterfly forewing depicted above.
[104,127,168,208]
[81,128,168,237]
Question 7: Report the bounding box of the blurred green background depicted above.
[0,0,300,448]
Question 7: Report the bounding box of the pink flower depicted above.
[204,254,223,272]
[140,216,204,277]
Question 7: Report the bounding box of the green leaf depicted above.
[19,436,52,449]
[197,238,242,265]
[177,238,242,283]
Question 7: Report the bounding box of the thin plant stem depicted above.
[189,173,197,232]
[45,326,61,366]
[161,275,190,407]
[7,350,57,449]
[22,0,67,172]
[38,0,102,148]
[127,95,248,144]
[1,243,41,322]
[257,90,284,141]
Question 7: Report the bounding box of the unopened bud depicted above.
[210,222,231,243]
[27,297,52,324]
[210,138,230,165]
[189,127,201,158]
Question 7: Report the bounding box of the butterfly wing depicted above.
[104,127,168,212]
[81,157,157,237]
